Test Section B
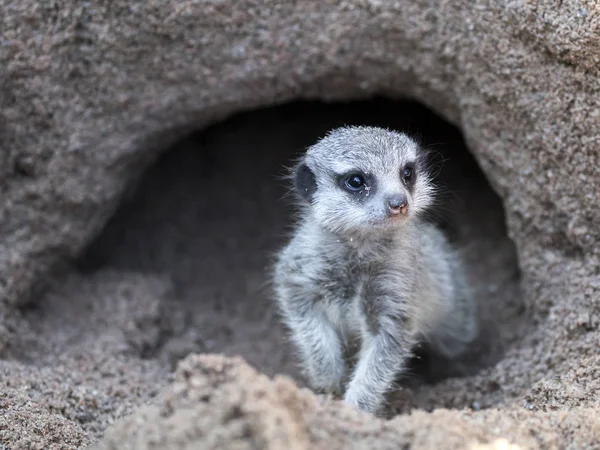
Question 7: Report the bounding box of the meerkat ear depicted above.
[294,163,317,202]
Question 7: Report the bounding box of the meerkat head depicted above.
[293,126,435,237]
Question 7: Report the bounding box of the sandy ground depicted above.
[0,100,524,448]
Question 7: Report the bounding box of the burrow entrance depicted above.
[11,99,525,438]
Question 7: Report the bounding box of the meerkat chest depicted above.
[317,275,365,342]
[314,259,362,309]
[315,257,387,338]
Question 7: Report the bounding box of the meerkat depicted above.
[272,126,479,415]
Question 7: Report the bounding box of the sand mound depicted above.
[0,1,598,448]
[95,353,600,450]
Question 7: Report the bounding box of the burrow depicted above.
[13,98,526,436]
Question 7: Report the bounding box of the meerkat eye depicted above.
[344,173,366,191]
[402,164,415,183]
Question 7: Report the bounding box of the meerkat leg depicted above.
[280,300,346,394]
[343,324,414,414]
[344,277,415,415]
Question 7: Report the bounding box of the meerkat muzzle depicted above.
[386,194,408,216]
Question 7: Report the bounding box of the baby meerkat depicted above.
[272,126,478,415]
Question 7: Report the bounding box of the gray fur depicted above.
[273,126,478,415]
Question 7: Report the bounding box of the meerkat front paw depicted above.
[305,362,345,396]
[343,387,381,415]
[312,382,344,397]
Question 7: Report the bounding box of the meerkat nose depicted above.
[386,194,408,215]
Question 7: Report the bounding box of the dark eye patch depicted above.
[401,162,416,191]
[402,163,414,181]
[344,173,366,191]
[336,170,376,199]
